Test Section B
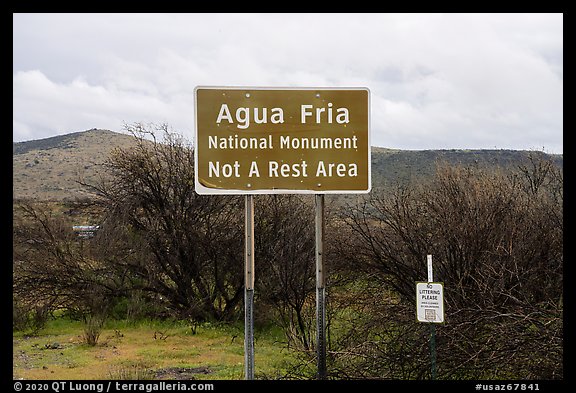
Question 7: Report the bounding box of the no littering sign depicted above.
[416,282,445,323]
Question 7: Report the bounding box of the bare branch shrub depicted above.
[84,123,244,322]
[255,195,317,350]
[330,156,562,379]
[13,200,125,341]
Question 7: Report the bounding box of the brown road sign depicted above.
[194,87,370,194]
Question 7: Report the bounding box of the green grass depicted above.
[13,317,299,380]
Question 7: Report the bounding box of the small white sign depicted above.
[416,282,445,323]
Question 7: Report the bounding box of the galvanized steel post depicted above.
[245,195,255,380]
[315,194,327,379]
[427,254,437,380]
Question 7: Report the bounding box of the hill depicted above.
[13,129,139,201]
[369,146,563,190]
[13,129,563,201]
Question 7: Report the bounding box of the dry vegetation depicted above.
[13,124,563,380]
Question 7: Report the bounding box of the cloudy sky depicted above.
[13,13,563,153]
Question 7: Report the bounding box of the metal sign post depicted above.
[244,195,255,380]
[427,255,437,380]
[194,87,371,380]
[416,255,444,379]
[315,194,327,379]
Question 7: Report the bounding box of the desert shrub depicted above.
[12,298,51,333]
[82,314,105,346]
[330,155,562,379]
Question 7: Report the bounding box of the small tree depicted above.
[86,123,245,322]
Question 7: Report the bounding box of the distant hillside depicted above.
[13,129,138,201]
[13,129,563,201]
[369,147,563,190]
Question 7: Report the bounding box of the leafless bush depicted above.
[255,195,317,350]
[13,201,123,324]
[83,123,245,322]
[82,314,105,346]
[331,155,562,379]
[12,297,52,334]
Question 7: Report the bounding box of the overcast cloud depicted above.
[13,13,563,153]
